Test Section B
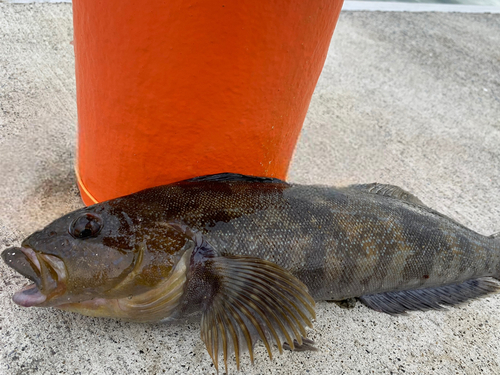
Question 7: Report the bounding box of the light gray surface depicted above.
[1,3,499,375]
[343,1,500,12]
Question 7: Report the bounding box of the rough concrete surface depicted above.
[1,3,499,375]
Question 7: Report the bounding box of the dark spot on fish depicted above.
[423,275,429,279]
[102,236,135,252]
[203,210,235,227]
[399,208,448,285]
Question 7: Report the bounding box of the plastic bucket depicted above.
[73,0,344,205]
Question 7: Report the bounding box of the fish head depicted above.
[2,201,192,318]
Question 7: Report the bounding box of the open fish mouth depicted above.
[1,247,67,307]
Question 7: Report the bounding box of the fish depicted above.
[2,172,500,372]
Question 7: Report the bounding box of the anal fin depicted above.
[359,278,500,315]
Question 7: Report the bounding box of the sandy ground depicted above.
[1,3,499,374]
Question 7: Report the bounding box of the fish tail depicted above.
[492,232,500,279]
[493,232,500,243]
[356,232,500,315]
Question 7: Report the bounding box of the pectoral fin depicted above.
[200,255,316,372]
[171,227,316,372]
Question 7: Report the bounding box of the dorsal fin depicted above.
[182,172,288,184]
[349,183,424,206]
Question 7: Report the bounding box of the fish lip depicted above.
[12,283,48,307]
[20,247,42,279]
[2,247,42,286]
[2,246,67,307]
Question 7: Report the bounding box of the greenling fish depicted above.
[3,173,500,371]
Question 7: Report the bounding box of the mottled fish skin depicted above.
[3,173,500,371]
[104,175,500,302]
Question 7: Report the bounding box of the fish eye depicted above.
[69,213,103,239]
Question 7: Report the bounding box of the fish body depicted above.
[169,177,499,302]
[3,173,500,370]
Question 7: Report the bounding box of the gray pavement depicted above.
[1,3,499,374]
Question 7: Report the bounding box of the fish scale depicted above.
[2,173,500,371]
[172,181,497,301]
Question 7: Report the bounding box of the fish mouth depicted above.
[2,247,67,307]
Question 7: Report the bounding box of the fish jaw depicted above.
[55,247,192,322]
[12,283,47,307]
[2,247,67,307]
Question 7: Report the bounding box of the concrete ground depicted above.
[1,3,499,375]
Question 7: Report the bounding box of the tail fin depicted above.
[491,232,500,280]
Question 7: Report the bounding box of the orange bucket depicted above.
[73,0,344,205]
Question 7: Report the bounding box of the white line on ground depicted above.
[343,1,500,13]
[2,1,499,16]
